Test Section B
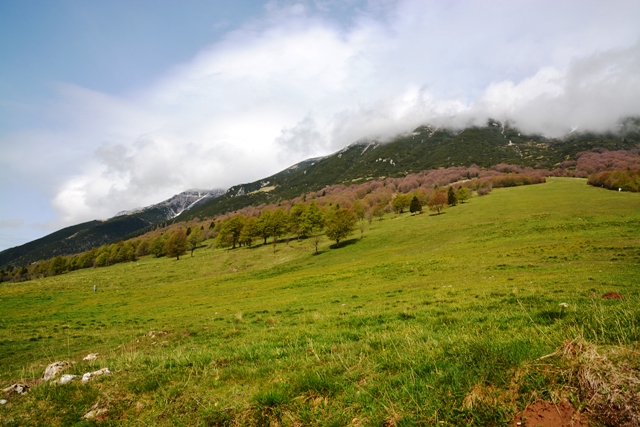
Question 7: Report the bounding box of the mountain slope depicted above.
[180,119,640,221]
[4,119,639,268]
[0,189,224,268]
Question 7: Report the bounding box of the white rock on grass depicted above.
[43,361,70,381]
[83,407,107,419]
[0,399,7,404]
[58,374,77,384]
[81,368,111,383]
[83,353,98,361]
[2,384,29,395]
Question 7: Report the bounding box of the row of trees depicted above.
[2,163,554,282]
[0,181,484,282]
[214,201,356,254]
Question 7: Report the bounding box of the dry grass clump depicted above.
[562,338,640,426]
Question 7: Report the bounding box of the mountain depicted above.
[178,118,640,221]
[113,189,224,219]
[0,189,224,269]
[4,118,639,269]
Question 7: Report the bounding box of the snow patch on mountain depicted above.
[114,189,225,219]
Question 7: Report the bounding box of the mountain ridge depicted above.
[0,188,225,268]
[3,118,639,269]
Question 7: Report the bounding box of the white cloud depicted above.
[1,0,640,238]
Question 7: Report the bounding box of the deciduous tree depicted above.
[216,215,246,249]
[456,187,470,203]
[301,201,325,254]
[165,229,187,260]
[392,194,412,213]
[427,192,447,215]
[325,208,357,247]
[187,227,203,257]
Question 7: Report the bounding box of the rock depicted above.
[0,399,7,404]
[2,384,29,395]
[83,407,107,419]
[81,368,111,383]
[83,353,98,361]
[58,374,77,384]
[43,361,70,381]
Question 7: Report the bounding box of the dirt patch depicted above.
[602,292,624,299]
[512,399,587,427]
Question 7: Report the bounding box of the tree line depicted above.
[1,164,555,282]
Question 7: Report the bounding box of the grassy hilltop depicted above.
[1,178,640,425]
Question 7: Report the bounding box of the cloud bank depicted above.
[1,0,639,244]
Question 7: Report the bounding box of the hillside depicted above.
[0,189,224,269]
[3,119,639,269]
[180,119,640,221]
[1,178,639,425]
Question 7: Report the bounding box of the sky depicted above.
[1,0,640,251]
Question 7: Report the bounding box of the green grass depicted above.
[1,178,640,426]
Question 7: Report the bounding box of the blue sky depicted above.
[1,0,639,251]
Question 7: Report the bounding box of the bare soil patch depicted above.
[512,399,587,427]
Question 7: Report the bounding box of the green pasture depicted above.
[1,178,639,426]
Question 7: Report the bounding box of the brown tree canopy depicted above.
[427,192,447,215]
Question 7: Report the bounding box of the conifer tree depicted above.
[447,186,458,206]
[409,195,422,214]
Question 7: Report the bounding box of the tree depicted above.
[49,256,68,276]
[392,194,412,213]
[239,217,259,247]
[301,201,325,254]
[216,215,246,249]
[256,211,273,245]
[187,226,203,257]
[456,187,470,203]
[94,252,109,267]
[427,192,447,215]
[289,202,307,240]
[325,208,357,247]
[135,239,150,257]
[373,203,386,221]
[447,186,458,206]
[352,200,365,221]
[365,208,373,227]
[409,195,422,214]
[164,229,187,260]
[269,208,289,244]
[149,235,167,258]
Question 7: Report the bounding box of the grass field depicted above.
[1,178,640,426]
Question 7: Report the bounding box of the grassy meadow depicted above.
[1,177,640,426]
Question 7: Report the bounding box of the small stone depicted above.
[83,353,98,361]
[0,399,7,404]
